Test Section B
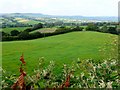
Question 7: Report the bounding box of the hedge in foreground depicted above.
[2,57,120,89]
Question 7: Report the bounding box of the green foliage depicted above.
[32,23,43,30]
[0,31,10,36]
[18,31,30,40]
[2,32,118,75]
[86,23,99,31]
[1,27,31,33]
[10,30,20,36]
[2,36,19,41]
[100,25,108,33]
[2,58,120,88]
[29,32,43,39]
[108,26,118,34]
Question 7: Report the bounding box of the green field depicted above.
[21,20,40,24]
[30,27,57,33]
[1,27,31,33]
[2,31,118,75]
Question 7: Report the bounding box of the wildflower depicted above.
[60,74,71,88]
[107,81,113,88]
[11,54,26,90]
[97,64,101,68]
[36,73,40,79]
[93,66,96,71]
[20,54,26,65]
[65,75,70,87]
[11,73,26,90]
[99,80,105,88]
[63,64,67,67]
[65,81,70,87]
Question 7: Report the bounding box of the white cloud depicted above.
[0,0,119,16]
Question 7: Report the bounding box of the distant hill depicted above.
[0,13,118,22]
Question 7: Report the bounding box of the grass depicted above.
[1,27,31,33]
[30,27,57,33]
[2,31,118,75]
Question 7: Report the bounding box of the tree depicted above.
[30,32,43,39]
[10,30,20,36]
[1,31,10,36]
[100,25,108,33]
[108,26,118,34]
[24,28,33,32]
[33,23,43,30]
[18,31,30,40]
[72,26,83,31]
[86,23,99,31]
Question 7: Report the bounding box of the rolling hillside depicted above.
[2,31,118,75]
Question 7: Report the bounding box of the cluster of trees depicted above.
[1,25,84,41]
[1,22,119,41]
[85,23,119,35]
[1,23,33,28]
[1,23,43,41]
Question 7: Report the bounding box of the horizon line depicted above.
[0,12,118,17]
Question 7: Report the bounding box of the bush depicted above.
[108,26,118,34]
[18,31,30,40]
[29,32,43,39]
[1,31,10,36]
[2,58,120,89]
[32,23,43,30]
[24,28,33,32]
[86,23,99,31]
[71,26,83,31]
[10,30,20,36]
[99,25,108,33]
[2,36,19,41]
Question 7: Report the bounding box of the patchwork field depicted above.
[2,31,118,75]
[30,27,57,33]
[15,18,40,24]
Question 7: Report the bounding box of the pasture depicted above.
[2,31,118,75]
[1,27,31,33]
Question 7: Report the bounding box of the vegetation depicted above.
[2,32,118,75]
[0,27,31,33]
[10,30,20,36]
[2,57,119,89]
[1,22,119,41]
[1,14,119,89]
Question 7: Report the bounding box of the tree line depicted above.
[1,22,119,41]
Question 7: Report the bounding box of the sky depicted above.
[0,0,119,16]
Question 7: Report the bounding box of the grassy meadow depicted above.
[2,31,118,75]
[0,27,31,34]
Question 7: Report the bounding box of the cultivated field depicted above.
[30,27,57,33]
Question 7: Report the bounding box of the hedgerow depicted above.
[1,57,120,89]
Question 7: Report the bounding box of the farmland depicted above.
[0,27,31,33]
[15,18,40,24]
[2,31,118,75]
[1,13,119,88]
[30,27,57,33]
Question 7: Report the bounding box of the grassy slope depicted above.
[2,31,118,75]
[0,27,31,33]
